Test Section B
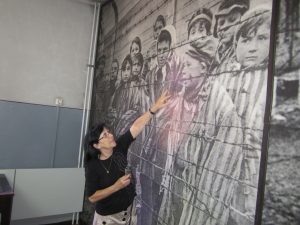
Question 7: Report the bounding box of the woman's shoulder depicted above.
[85,157,99,169]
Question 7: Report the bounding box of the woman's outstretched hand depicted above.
[150,90,171,113]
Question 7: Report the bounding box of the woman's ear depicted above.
[93,143,100,149]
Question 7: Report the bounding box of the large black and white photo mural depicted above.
[90,0,274,224]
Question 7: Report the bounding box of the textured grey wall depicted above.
[0,0,93,109]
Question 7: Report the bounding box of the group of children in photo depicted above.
[92,0,272,224]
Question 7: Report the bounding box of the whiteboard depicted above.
[11,168,85,220]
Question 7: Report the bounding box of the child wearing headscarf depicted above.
[187,8,218,63]
[157,45,243,225]
[212,0,249,75]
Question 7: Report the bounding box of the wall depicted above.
[86,0,274,225]
[0,0,95,169]
[0,0,96,224]
[0,0,92,108]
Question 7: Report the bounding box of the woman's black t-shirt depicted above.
[85,130,136,215]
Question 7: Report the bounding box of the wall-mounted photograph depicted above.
[85,0,277,224]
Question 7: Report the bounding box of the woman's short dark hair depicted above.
[84,123,105,163]
[121,54,133,71]
[130,36,142,53]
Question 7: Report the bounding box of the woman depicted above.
[85,91,170,225]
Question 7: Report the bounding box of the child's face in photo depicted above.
[189,19,208,42]
[130,42,140,57]
[122,62,131,82]
[217,10,242,44]
[180,54,208,90]
[132,58,142,77]
[236,23,270,68]
[154,20,164,40]
[96,61,105,78]
[105,73,110,83]
[111,62,118,81]
[157,40,170,68]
